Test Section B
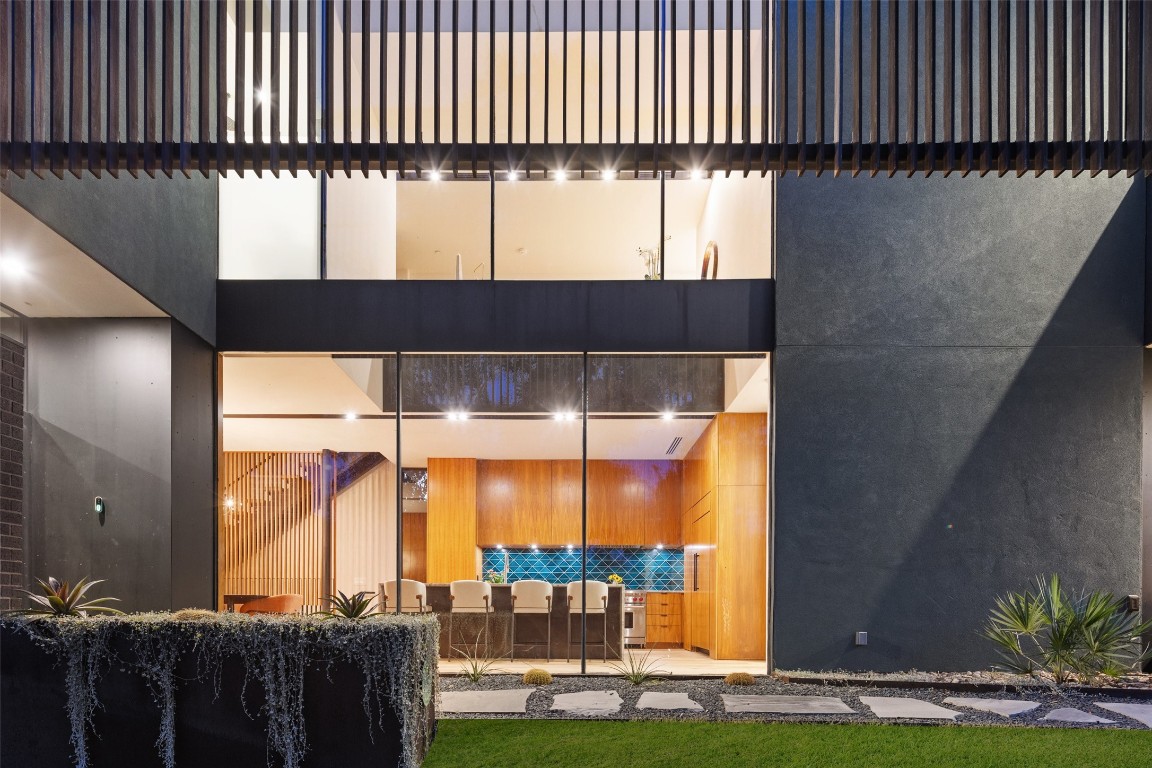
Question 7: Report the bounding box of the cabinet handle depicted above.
[693,553,699,591]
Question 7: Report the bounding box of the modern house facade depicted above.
[1,1,1150,674]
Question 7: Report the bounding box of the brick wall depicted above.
[1,336,25,610]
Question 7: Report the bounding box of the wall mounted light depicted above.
[601,168,616,180]
[506,170,519,181]
[344,412,357,420]
[94,496,105,526]
[428,170,442,182]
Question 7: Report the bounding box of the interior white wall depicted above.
[218,174,320,279]
[334,460,397,597]
[695,174,774,279]
[327,175,398,279]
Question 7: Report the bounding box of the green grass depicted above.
[423,720,1152,768]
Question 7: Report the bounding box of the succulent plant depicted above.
[522,668,553,685]
[724,672,757,686]
[12,576,123,617]
[318,590,382,620]
[171,608,219,621]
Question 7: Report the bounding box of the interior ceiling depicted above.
[0,195,166,318]
[222,354,766,463]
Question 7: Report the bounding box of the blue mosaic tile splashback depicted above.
[481,547,684,591]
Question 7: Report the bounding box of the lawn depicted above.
[423,720,1152,768]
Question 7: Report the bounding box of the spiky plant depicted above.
[522,668,553,685]
[317,590,382,620]
[985,574,1152,685]
[724,672,757,686]
[12,577,123,617]
[607,649,668,685]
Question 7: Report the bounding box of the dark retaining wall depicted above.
[773,173,1146,672]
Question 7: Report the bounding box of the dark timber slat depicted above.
[107,0,120,177]
[1,1,13,172]
[1089,0,1103,175]
[88,0,102,177]
[216,0,227,176]
[996,0,1009,175]
[270,0,281,176]
[1014,0,1027,177]
[797,0,805,174]
[235,0,246,176]
[671,0,677,148]
[814,0,823,175]
[886,0,896,177]
[978,0,990,175]
[924,0,935,176]
[727,0,735,175]
[961,0,972,175]
[1107,0,1122,176]
[69,0,82,177]
[761,0,769,173]
[1071,0,1085,174]
[324,0,334,175]
[49,0,64,178]
[125,0,137,177]
[309,0,319,175]
[942,0,954,175]
[161,0,174,177]
[253,0,264,177]
[869,0,878,176]
[905,0,917,177]
[143,0,156,177]
[654,0,660,175]
[341,0,350,175]
[708,0,715,148]
[11,0,28,176]
[688,0,694,147]
[290,0,300,175]
[1124,0,1140,174]
[1033,0,1046,175]
[1053,0,1067,175]
[396,0,405,176]
[382,0,389,175]
[777,0,788,174]
[1145,0,1152,170]
[199,0,211,175]
[179,0,192,176]
[851,0,862,177]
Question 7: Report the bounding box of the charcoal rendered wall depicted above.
[0,337,25,611]
[0,174,218,344]
[25,318,215,611]
[773,173,1145,672]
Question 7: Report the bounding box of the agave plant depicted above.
[317,590,382,620]
[984,574,1152,685]
[13,576,123,617]
[607,649,668,685]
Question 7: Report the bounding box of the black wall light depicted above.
[94,496,105,526]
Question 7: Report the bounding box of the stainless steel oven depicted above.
[623,590,646,648]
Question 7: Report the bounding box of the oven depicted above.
[623,589,647,648]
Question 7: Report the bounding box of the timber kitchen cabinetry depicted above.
[646,592,683,647]
[682,413,767,660]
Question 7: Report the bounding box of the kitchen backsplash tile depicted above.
[481,547,684,591]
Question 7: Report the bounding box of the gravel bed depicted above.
[438,674,1151,729]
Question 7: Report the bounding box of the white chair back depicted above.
[381,579,429,613]
[510,580,552,613]
[567,580,609,613]
[450,580,493,613]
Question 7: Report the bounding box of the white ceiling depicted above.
[221,354,760,463]
[0,195,166,318]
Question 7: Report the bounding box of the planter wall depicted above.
[0,615,438,768]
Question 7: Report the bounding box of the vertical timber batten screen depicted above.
[218,450,327,612]
[2,0,1150,178]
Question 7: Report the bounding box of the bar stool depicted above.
[566,580,609,662]
[380,580,432,613]
[449,580,494,657]
[510,580,552,662]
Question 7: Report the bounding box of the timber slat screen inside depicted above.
[2,0,1150,178]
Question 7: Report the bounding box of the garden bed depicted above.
[0,613,439,768]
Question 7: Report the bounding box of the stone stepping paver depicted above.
[440,689,534,714]
[1041,708,1115,724]
[942,697,1040,717]
[859,697,960,720]
[1094,703,1152,728]
[636,692,704,711]
[550,690,624,715]
[722,695,855,715]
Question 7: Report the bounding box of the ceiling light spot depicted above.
[0,257,27,278]
[662,411,675,421]
[601,168,616,180]
[689,168,704,180]
[344,412,357,421]
[428,170,442,182]
[506,170,519,181]
[553,169,567,182]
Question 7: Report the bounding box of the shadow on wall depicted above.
[773,177,1145,672]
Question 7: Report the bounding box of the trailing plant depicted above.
[522,668,554,685]
[607,649,668,685]
[724,672,757,686]
[12,576,123,617]
[984,574,1152,685]
[2,612,440,768]
[317,590,383,620]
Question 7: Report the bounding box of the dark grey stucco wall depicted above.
[0,174,218,344]
[773,174,1146,672]
[25,319,215,611]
